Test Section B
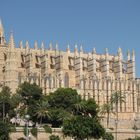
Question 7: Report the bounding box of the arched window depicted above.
[64,72,69,88]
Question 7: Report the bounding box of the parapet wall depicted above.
[10,127,140,140]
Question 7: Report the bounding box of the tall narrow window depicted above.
[53,77,55,88]
[49,74,52,89]
[64,72,69,88]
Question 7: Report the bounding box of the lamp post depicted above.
[115,119,118,140]
[25,114,30,140]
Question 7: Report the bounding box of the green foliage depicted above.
[17,137,26,140]
[23,126,29,137]
[47,108,70,127]
[17,82,43,105]
[127,137,140,140]
[63,115,105,140]
[0,86,11,121]
[84,98,99,117]
[35,100,49,125]
[110,91,125,108]
[16,82,43,123]
[0,121,14,140]
[100,103,115,128]
[47,88,80,111]
[103,132,114,140]
[132,136,140,140]
[49,135,60,140]
[134,137,140,140]
[43,124,52,133]
[30,127,38,138]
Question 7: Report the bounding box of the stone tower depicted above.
[5,32,18,93]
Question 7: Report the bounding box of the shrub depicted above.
[49,135,60,140]
[43,125,52,133]
[103,132,114,140]
[30,127,38,137]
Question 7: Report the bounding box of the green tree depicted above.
[0,86,11,122]
[17,82,43,106]
[35,100,49,125]
[110,91,125,122]
[16,82,43,124]
[63,115,105,140]
[47,88,80,111]
[46,88,82,127]
[0,121,15,140]
[48,108,70,127]
[84,98,99,118]
[63,98,105,140]
[100,103,114,128]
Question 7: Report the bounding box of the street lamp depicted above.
[25,114,30,140]
[115,119,118,140]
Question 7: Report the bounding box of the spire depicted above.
[118,47,122,55]
[41,42,44,50]
[92,48,96,54]
[25,41,29,49]
[55,43,59,51]
[132,49,135,61]
[41,42,45,55]
[19,41,23,49]
[80,45,83,53]
[66,44,70,53]
[8,31,15,49]
[74,44,78,53]
[105,48,108,54]
[0,19,4,37]
[49,42,53,50]
[117,47,123,59]
[34,41,38,49]
[127,49,130,61]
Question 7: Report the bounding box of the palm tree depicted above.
[110,91,125,121]
[72,95,87,115]
[100,103,115,128]
[110,91,125,140]
[35,100,49,126]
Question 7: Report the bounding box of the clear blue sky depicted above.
[0,0,140,76]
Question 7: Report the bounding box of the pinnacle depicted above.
[0,19,4,36]
[9,31,15,49]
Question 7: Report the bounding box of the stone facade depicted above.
[0,20,140,122]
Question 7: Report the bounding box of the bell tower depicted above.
[0,20,5,45]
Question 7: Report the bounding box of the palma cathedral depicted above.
[0,20,140,125]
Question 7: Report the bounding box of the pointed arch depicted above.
[64,72,69,88]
